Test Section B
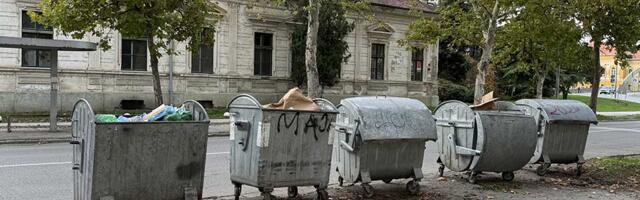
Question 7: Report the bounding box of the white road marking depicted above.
[0,162,71,168]
[0,152,230,169]
[206,151,230,155]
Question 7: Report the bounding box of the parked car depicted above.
[599,87,615,94]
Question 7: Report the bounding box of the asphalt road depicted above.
[0,121,639,200]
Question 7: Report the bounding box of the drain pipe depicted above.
[168,41,175,106]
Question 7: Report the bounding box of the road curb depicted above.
[0,137,71,145]
[0,132,230,145]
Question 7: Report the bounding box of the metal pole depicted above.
[614,65,618,99]
[555,65,560,99]
[49,51,58,132]
[168,41,174,106]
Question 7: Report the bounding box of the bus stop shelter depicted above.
[0,36,97,131]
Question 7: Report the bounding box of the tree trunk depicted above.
[473,0,499,104]
[305,0,321,98]
[589,39,601,113]
[147,33,163,106]
[535,68,546,99]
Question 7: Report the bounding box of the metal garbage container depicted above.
[71,99,210,200]
[515,99,598,176]
[333,96,437,197]
[434,100,537,183]
[226,94,338,200]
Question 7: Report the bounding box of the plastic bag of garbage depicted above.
[96,114,117,122]
[116,114,145,122]
[164,110,193,121]
[143,105,178,122]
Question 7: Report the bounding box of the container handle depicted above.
[448,122,481,156]
[234,120,251,151]
[339,119,361,152]
[339,141,355,152]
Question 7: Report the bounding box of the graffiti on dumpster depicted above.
[370,111,407,129]
[277,112,333,141]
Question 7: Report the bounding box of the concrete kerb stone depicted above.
[597,111,640,116]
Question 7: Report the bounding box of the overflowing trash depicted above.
[72,99,210,200]
[95,104,194,123]
[227,93,337,200]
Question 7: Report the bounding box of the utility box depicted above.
[226,94,338,200]
[516,99,598,176]
[71,99,210,200]
[333,96,437,197]
[434,100,537,183]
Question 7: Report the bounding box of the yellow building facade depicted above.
[576,47,640,92]
[599,48,640,92]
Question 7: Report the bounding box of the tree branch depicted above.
[474,0,492,16]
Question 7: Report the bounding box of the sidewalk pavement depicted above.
[0,119,230,144]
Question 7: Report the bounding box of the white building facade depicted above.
[0,0,438,113]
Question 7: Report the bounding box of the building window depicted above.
[21,11,53,68]
[371,43,385,80]
[121,38,147,71]
[254,33,273,76]
[191,29,214,74]
[411,48,424,81]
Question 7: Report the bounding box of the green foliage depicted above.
[569,0,640,68]
[584,155,640,185]
[566,95,640,112]
[568,0,640,110]
[403,0,518,48]
[29,0,218,56]
[438,80,474,103]
[597,114,640,122]
[290,0,354,87]
[437,38,474,84]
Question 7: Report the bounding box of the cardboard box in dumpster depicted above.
[262,87,321,111]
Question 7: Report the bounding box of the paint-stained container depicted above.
[434,100,537,183]
[71,99,210,200]
[515,99,597,176]
[226,94,338,200]
[333,96,437,198]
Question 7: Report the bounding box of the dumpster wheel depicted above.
[406,180,420,195]
[468,171,479,184]
[502,172,515,181]
[316,189,329,200]
[288,186,298,198]
[361,183,375,198]
[576,163,583,177]
[259,188,274,200]
[536,163,551,176]
[233,183,242,200]
[438,164,445,177]
[338,176,344,187]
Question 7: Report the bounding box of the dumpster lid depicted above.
[340,96,436,141]
[515,99,597,124]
